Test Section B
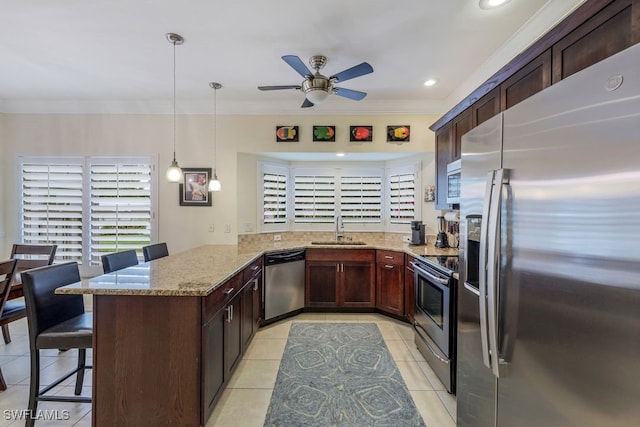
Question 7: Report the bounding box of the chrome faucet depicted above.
[335,215,344,242]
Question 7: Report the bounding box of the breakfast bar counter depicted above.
[57,242,457,426]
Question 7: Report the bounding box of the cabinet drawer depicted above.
[306,248,374,262]
[203,273,242,324]
[242,257,263,283]
[376,250,404,266]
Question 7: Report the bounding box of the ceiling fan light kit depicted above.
[258,54,373,108]
[165,32,184,183]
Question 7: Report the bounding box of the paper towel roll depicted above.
[444,211,460,222]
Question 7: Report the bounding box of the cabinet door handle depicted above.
[337,264,340,273]
[384,255,394,259]
[384,264,395,269]
[224,287,234,295]
[226,306,232,323]
[253,278,258,291]
[252,265,259,271]
[341,263,344,273]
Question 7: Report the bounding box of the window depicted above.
[293,173,336,223]
[339,173,382,224]
[19,156,157,276]
[387,162,420,230]
[259,160,419,232]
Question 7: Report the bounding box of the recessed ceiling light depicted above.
[336,153,345,157]
[423,78,437,87]
[479,0,511,9]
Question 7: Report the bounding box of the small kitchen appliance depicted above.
[435,216,449,248]
[410,220,425,245]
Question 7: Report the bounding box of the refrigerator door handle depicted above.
[479,170,495,371]
[487,168,510,378]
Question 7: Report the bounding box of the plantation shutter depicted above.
[389,172,416,224]
[294,174,335,223]
[263,172,287,224]
[340,174,382,223]
[89,161,152,265]
[20,162,84,262]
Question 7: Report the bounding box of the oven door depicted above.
[414,262,451,356]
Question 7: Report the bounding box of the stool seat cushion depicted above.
[0,300,26,319]
[36,312,92,349]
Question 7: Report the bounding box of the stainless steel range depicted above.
[413,254,458,394]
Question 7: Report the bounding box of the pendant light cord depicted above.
[213,83,217,172]
[172,40,177,162]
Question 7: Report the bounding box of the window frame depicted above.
[18,155,158,277]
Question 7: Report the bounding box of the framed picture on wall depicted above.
[313,126,336,142]
[179,168,212,206]
[387,125,410,142]
[276,126,299,142]
[350,126,373,142]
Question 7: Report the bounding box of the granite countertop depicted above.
[56,241,458,297]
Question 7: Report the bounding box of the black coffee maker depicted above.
[410,220,425,245]
[435,216,449,248]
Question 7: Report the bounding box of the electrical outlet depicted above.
[402,235,412,243]
[208,224,214,232]
[224,224,231,233]
[273,234,281,241]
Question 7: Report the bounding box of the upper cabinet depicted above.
[431,0,640,208]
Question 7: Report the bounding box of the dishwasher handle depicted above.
[264,250,306,265]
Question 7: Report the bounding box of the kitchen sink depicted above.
[310,241,368,246]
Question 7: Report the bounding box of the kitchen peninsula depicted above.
[58,242,456,426]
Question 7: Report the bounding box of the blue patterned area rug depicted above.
[263,322,426,427]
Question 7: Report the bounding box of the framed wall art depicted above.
[387,125,410,142]
[276,125,299,142]
[313,125,335,142]
[350,126,373,142]
[179,168,212,206]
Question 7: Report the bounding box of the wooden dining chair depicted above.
[0,259,18,390]
[1,244,57,344]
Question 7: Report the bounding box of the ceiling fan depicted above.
[258,55,374,108]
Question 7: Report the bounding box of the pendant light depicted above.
[208,82,222,192]
[165,33,184,183]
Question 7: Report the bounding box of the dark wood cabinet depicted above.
[404,254,416,324]
[306,249,375,308]
[500,49,551,110]
[552,0,636,83]
[431,0,640,204]
[224,293,242,380]
[435,123,453,209]
[375,250,404,316]
[472,87,500,127]
[435,107,472,210]
[241,257,263,349]
[202,307,226,421]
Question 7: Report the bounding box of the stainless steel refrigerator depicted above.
[457,43,640,427]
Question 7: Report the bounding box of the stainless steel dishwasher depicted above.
[264,249,305,322]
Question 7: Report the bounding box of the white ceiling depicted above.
[0,0,586,116]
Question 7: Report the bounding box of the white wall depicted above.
[1,113,441,256]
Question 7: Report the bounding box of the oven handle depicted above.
[413,263,449,286]
[414,323,449,365]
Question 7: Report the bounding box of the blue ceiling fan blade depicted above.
[258,85,301,91]
[334,87,367,101]
[330,62,373,83]
[282,55,313,78]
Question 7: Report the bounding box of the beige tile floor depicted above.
[0,313,456,427]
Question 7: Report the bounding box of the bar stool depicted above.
[21,262,92,427]
[101,249,139,274]
[142,242,169,262]
[0,258,18,391]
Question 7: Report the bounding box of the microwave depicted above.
[446,159,461,204]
